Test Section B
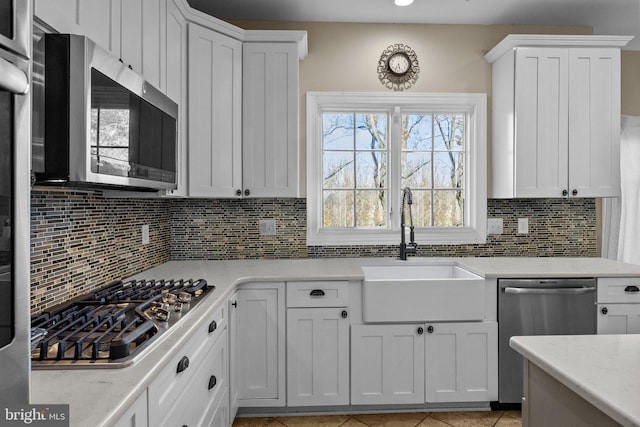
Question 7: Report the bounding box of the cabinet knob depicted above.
[177,356,190,373]
[601,307,608,315]
[341,310,348,319]
[417,327,424,335]
[208,320,217,333]
[427,325,434,334]
[562,189,569,197]
[231,301,237,308]
[208,375,217,390]
[244,189,251,196]
[236,189,242,196]
[572,189,578,196]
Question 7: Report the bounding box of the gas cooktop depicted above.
[30,278,214,369]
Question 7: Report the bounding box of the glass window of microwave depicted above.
[0,0,12,40]
[0,90,14,348]
[90,69,176,181]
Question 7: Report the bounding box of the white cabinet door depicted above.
[286,308,349,406]
[425,322,498,403]
[35,0,117,54]
[568,48,621,198]
[597,304,640,334]
[162,0,188,197]
[351,324,425,405]
[112,389,148,427]
[228,291,240,421]
[188,24,242,198]
[514,47,569,198]
[236,283,286,406]
[242,42,299,198]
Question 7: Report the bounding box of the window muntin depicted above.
[307,92,487,246]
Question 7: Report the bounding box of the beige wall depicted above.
[622,51,640,116]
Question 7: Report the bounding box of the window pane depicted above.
[433,114,465,151]
[356,151,387,189]
[433,190,464,227]
[407,189,432,228]
[433,152,464,189]
[323,113,354,150]
[323,190,354,227]
[323,152,354,189]
[356,190,387,227]
[402,152,431,189]
[355,113,386,150]
[403,114,432,150]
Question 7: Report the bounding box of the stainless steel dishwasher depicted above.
[498,278,597,405]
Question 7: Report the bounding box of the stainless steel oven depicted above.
[0,0,31,404]
[498,278,597,405]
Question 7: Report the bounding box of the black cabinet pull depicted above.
[427,325,434,334]
[341,310,348,319]
[309,289,325,297]
[231,301,237,308]
[417,327,424,335]
[208,320,217,333]
[625,285,640,293]
[244,189,251,196]
[601,307,608,315]
[236,189,242,196]
[177,356,190,373]
[572,189,578,196]
[562,189,569,197]
[208,375,217,390]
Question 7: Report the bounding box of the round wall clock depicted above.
[377,43,419,91]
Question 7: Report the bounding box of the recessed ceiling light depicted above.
[394,0,414,5]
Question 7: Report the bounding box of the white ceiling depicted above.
[187,0,640,50]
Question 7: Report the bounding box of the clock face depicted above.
[388,53,410,75]
[377,44,419,91]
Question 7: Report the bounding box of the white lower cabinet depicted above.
[597,304,640,334]
[424,322,498,402]
[148,305,228,427]
[233,283,286,407]
[351,322,498,405]
[351,324,425,405]
[286,307,350,406]
[113,389,148,427]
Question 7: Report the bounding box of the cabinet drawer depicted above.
[597,277,640,303]
[286,281,349,307]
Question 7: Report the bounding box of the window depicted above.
[307,92,487,246]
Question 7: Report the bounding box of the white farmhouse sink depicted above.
[361,263,485,322]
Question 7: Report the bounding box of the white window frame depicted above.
[306,92,487,246]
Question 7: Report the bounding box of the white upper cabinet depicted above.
[187,23,243,198]
[486,35,631,199]
[243,42,300,198]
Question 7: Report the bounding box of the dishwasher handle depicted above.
[503,286,596,295]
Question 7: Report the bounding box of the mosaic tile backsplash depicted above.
[30,190,596,313]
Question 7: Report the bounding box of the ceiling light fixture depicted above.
[394,0,414,5]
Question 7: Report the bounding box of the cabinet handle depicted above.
[625,285,640,293]
[427,325,434,334]
[572,189,578,196]
[601,307,608,315]
[177,356,190,373]
[208,375,217,390]
[562,189,569,197]
[236,189,242,196]
[231,301,237,308]
[417,327,424,335]
[309,289,325,297]
[341,310,348,319]
[244,189,251,196]
[208,320,217,333]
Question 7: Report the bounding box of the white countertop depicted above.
[510,335,640,427]
[30,256,640,426]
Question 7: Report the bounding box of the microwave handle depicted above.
[0,56,29,95]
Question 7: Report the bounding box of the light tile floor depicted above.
[233,411,522,427]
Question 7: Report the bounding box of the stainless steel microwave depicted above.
[33,34,178,191]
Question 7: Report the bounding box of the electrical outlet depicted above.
[142,224,150,244]
[518,218,529,234]
[259,219,276,236]
[487,218,503,234]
